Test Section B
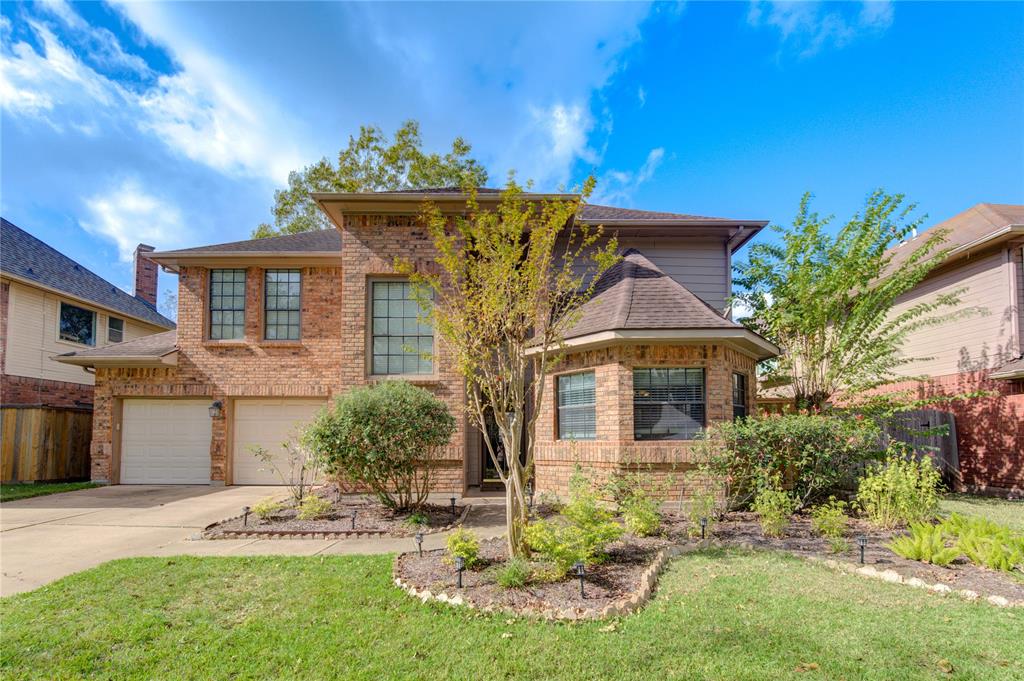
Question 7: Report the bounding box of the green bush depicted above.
[304,380,456,510]
[622,495,661,537]
[446,528,480,569]
[696,412,881,510]
[296,494,332,520]
[810,497,849,538]
[252,498,283,520]
[888,522,959,566]
[828,536,850,554]
[751,487,798,538]
[856,445,942,528]
[525,468,624,578]
[495,557,531,589]
[684,482,719,539]
[604,462,671,537]
[404,511,429,528]
[943,513,1024,573]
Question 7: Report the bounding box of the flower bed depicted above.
[203,484,467,539]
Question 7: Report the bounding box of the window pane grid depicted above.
[370,281,432,375]
[59,302,95,346]
[108,317,124,343]
[264,269,301,340]
[558,372,596,440]
[732,373,748,420]
[210,269,246,340]
[634,368,705,440]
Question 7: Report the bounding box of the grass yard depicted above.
[940,494,1024,532]
[1,550,1021,680]
[0,481,98,503]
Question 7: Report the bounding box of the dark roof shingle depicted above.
[56,329,178,359]
[565,248,741,339]
[165,229,340,254]
[1,218,175,328]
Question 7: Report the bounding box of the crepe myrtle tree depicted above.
[397,177,619,557]
[734,190,975,411]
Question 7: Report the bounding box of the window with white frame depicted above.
[557,371,596,440]
[59,302,95,346]
[633,368,705,440]
[370,280,432,375]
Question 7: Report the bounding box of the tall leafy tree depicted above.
[734,190,972,410]
[253,120,488,238]
[399,178,619,557]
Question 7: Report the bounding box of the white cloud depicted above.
[748,1,893,56]
[592,147,665,205]
[637,85,647,107]
[81,178,187,261]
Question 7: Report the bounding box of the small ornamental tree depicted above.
[399,178,619,558]
[303,380,456,511]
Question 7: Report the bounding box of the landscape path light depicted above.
[857,535,868,564]
[351,509,357,530]
[450,496,457,518]
[574,561,586,599]
[414,532,424,557]
[455,556,465,588]
[242,506,250,527]
[700,516,708,539]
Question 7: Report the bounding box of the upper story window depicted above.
[264,269,301,340]
[370,280,432,375]
[209,269,246,340]
[557,371,596,440]
[633,368,705,440]
[732,373,748,420]
[59,302,95,346]
[108,316,124,344]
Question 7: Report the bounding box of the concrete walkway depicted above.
[1,485,505,596]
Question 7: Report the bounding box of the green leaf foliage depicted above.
[810,497,849,539]
[888,522,960,566]
[303,380,456,511]
[751,487,798,538]
[856,445,942,528]
[734,190,977,409]
[942,513,1024,573]
[253,120,488,237]
[446,528,481,569]
[494,557,532,589]
[296,494,332,521]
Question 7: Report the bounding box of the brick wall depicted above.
[1,373,94,408]
[534,343,757,501]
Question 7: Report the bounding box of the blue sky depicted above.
[2,1,1022,307]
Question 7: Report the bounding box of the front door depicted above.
[480,409,505,490]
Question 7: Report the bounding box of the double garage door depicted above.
[119,398,324,485]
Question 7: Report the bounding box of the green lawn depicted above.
[2,550,1021,680]
[0,481,98,503]
[940,494,1024,532]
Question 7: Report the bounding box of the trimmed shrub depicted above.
[856,445,942,528]
[696,412,881,510]
[446,528,480,569]
[304,380,456,510]
[811,497,849,538]
[495,557,531,589]
[751,487,798,538]
[296,494,332,520]
[252,498,283,520]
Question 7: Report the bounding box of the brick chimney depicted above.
[133,244,158,307]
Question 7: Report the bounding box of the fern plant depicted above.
[888,522,960,566]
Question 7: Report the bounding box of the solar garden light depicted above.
[450,496,457,518]
[350,509,357,530]
[526,480,535,510]
[414,532,424,557]
[857,535,868,564]
[574,561,586,599]
[700,516,708,539]
[242,506,251,527]
[455,556,466,588]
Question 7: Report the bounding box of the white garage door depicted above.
[121,399,212,484]
[232,399,326,485]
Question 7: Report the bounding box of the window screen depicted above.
[557,371,596,440]
[264,269,301,340]
[59,302,95,346]
[210,269,246,340]
[370,281,432,375]
[108,317,124,343]
[732,373,748,420]
[633,368,705,440]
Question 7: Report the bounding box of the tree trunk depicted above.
[502,416,529,558]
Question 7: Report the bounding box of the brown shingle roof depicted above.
[55,329,177,360]
[564,249,741,340]
[164,229,340,255]
[885,203,1024,270]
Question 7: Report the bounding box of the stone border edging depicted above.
[392,538,714,621]
[801,554,1024,608]
[199,502,471,541]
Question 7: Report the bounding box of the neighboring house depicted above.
[1,218,176,408]
[881,203,1024,494]
[55,190,777,494]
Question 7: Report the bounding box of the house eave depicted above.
[526,328,780,361]
[52,350,179,368]
[146,252,343,273]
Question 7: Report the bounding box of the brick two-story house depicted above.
[56,190,777,494]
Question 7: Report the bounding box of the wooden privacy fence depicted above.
[1,407,92,482]
[881,409,960,486]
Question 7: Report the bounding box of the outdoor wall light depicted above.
[208,400,223,419]
[450,496,457,518]
[414,532,424,557]
[857,535,868,564]
[574,561,586,599]
[700,516,708,540]
[455,555,466,588]
[242,506,250,527]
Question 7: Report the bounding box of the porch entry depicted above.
[477,407,525,491]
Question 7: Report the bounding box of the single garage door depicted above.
[232,399,326,485]
[121,399,212,484]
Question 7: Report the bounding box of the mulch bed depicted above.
[681,512,1024,604]
[204,485,465,539]
[395,534,673,616]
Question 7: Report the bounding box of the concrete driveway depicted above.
[1,486,507,596]
[1,485,278,596]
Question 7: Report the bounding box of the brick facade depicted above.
[534,343,757,500]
